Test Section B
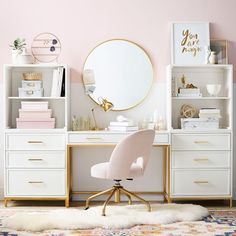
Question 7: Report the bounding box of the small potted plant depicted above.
[10,38,26,63]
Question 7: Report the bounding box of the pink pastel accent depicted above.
[16,118,55,129]
[19,109,52,119]
[91,129,155,180]
[21,102,49,110]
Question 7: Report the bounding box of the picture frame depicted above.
[171,22,210,64]
[210,39,228,64]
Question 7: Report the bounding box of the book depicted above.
[51,67,63,97]
[199,113,221,118]
[108,126,138,132]
[51,69,59,97]
[199,108,220,114]
[177,93,202,97]
[109,121,134,126]
[179,88,200,94]
[60,68,65,97]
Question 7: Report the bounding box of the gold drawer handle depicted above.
[28,158,43,161]
[194,181,209,184]
[86,137,103,140]
[28,181,44,184]
[194,141,209,144]
[194,158,209,161]
[27,141,43,144]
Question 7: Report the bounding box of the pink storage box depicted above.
[21,101,48,110]
[19,109,52,119]
[16,118,55,129]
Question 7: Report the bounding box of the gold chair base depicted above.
[85,185,151,216]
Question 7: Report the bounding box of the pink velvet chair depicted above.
[85,129,155,216]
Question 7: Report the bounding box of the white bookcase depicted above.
[3,64,70,206]
[167,64,233,206]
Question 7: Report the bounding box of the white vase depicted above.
[11,49,22,64]
[209,51,217,64]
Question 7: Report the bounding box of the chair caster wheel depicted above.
[102,213,106,216]
[84,207,89,210]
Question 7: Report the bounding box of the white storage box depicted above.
[19,109,52,119]
[21,101,48,110]
[22,80,42,90]
[16,118,55,129]
[18,88,43,97]
[181,118,219,130]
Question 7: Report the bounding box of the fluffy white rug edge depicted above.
[2,203,209,232]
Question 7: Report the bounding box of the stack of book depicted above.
[51,67,65,97]
[178,88,202,97]
[16,101,55,129]
[108,120,138,132]
[199,108,221,119]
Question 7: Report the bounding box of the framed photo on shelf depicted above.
[171,22,210,65]
[210,39,228,64]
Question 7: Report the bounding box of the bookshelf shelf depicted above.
[172,96,230,100]
[8,97,66,100]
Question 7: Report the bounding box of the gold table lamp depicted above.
[91,97,114,130]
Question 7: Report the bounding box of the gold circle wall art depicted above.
[31,33,61,63]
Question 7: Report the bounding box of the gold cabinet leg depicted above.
[4,199,8,207]
[229,198,233,208]
[167,197,172,203]
[65,198,70,208]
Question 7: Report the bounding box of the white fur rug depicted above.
[3,204,209,232]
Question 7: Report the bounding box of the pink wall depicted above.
[1,0,236,82]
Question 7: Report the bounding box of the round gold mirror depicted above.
[83,39,153,111]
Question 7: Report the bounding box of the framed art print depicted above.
[171,22,210,64]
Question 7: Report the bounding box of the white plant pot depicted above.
[11,50,21,64]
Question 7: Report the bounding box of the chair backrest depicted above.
[107,129,155,179]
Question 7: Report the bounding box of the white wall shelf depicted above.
[167,64,233,206]
[3,64,70,206]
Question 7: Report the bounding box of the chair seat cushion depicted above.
[91,161,143,179]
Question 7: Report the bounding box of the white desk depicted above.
[66,130,171,207]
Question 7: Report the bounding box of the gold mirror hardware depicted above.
[83,39,153,111]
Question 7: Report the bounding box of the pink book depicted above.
[19,109,52,119]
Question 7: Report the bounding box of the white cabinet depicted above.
[3,64,70,206]
[167,65,233,206]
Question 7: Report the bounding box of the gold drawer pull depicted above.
[28,181,44,184]
[86,137,103,140]
[27,141,43,144]
[194,181,209,184]
[194,141,209,144]
[28,158,43,161]
[194,158,209,161]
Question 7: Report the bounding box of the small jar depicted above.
[209,51,217,64]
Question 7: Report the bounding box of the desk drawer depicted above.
[6,151,65,168]
[6,134,65,150]
[172,134,230,150]
[172,151,230,169]
[172,169,230,196]
[6,170,66,196]
[68,133,126,144]
[154,133,169,144]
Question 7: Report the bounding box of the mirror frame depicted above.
[83,39,154,111]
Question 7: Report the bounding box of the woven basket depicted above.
[22,72,42,81]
